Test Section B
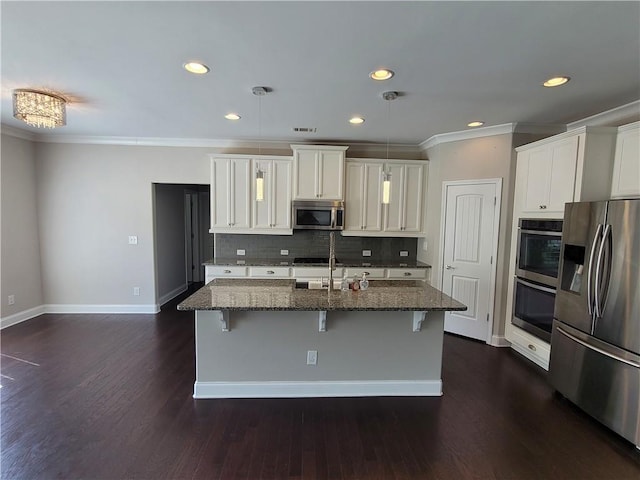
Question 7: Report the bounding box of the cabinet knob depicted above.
[445,265,456,270]
[539,205,547,210]
[528,344,537,351]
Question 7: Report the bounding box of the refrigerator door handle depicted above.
[594,224,612,319]
[587,223,603,318]
[556,326,640,369]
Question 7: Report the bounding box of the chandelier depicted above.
[13,89,67,128]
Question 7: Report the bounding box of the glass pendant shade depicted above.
[382,174,391,205]
[256,170,265,202]
[13,89,66,128]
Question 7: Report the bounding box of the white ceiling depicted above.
[2,1,639,146]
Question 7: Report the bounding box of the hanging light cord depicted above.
[258,93,262,156]
[386,97,390,162]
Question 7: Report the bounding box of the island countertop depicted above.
[177,279,466,312]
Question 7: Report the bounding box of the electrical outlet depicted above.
[362,250,372,257]
[280,249,289,256]
[400,251,409,257]
[128,236,138,245]
[236,249,246,256]
[306,350,318,365]
[133,287,140,296]
[8,295,15,306]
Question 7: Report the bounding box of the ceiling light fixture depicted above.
[382,91,398,205]
[543,76,570,87]
[183,62,209,74]
[370,69,395,81]
[225,113,241,120]
[349,116,365,124]
[467,121,484,127]
[13,89,67,128]
[253,86,269,202]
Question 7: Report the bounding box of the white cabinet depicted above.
[292,145,348,200]
[610,121,640,198]
[520,136,579,214]
[386,268,427,280]
[210,157,251,231]
[383,162,425,234]
[514,127,617,218]
[252,158,292,233]
[248,266,291,278]
[343,159,427,237]
[205,265,248,283]
[344,161,384,232]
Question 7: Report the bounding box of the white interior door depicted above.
[441,180,501,342]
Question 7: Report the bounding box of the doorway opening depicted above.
[153,184,211,307]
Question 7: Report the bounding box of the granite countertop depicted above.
[177,279,466,312]
[205,258,432,269]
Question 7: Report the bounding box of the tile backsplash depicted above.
[215,231,417,262]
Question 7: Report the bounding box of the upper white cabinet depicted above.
[210,156,251,231]
[210,155,293,234]
[252,158,292,233]
[610,121,640,199]
[384,162,425,233]
[344,160,384,232]
[292,145,348,200]
[343,158,427,237]
[514,126,617,217]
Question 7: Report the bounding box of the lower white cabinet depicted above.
[386,268,427,280]
[507,325,551,370]
[248,266,290,278]
[344,267,386,279]
[205,266,248,283]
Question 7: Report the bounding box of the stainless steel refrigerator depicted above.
[549,199,639,448]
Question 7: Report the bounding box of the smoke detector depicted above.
[382,91,398,101]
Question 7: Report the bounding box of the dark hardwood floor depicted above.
[1,292,639,479]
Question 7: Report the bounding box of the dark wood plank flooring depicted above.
[2,292,639,479]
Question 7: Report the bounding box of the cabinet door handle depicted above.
[539,205,547,210]
[267,270,275,274]
[404,272,412,276]
[446,265,456,270]
[528,344,537,351]
[223,270,231,274]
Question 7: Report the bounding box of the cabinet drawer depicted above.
[249,266,291,278]
[386,268,427,279]
[510,325,550,370]
[293,266,334,279]
[344,267,386,279]
[208,266,248,277]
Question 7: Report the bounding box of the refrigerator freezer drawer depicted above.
[549,321,640,447]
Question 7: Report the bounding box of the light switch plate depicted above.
[236,249,246,256]
[128,236,138,245]
[400,251,409,257]
[280,249,289,256]
[362,250,372,257]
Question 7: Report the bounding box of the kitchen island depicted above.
[178,279,466,398]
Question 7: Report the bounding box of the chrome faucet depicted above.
[328,231,336,290]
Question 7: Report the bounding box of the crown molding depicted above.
[1,124,37,141]
[567,100,640,130]
[420,123,517,151]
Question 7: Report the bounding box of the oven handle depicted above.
[515,277,556,294]
[518,229,562,237]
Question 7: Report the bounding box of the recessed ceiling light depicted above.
[349,116,365,124]
[369,69,394,81]
[183,62,210,74]
[467,121,484,127]
[543,76,570,87]
[225,113,241,121]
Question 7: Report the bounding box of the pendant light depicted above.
[381,91,397,205]
[253,86,268,202]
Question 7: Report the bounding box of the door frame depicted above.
[438,178,502,344]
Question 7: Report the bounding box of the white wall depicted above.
[35,142,210,311]
[418,133,547,339]
[1,134,44,325]
[154,184,188,305]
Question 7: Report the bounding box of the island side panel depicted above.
[194,309,445,398]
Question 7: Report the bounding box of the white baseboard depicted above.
[158,284,188,307]
[193,380,443,399]
[44,304,160,314]
[489,335,511,347]
[0,305,46,329]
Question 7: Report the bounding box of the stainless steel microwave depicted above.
[292,200,344,230]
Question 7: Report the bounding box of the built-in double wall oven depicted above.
[512,218,563,342]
